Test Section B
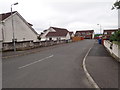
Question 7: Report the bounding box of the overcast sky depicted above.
[0,0,118,34]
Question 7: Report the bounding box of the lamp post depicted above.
[97,24,102,34]
[11,2,18,52]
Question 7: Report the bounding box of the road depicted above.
[2,40,119,88]
[3,40,95,88]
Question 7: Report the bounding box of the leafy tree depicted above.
[110,30,120,42]
[112,0,120,10]
[94,34,102,37]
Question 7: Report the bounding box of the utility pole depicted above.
[97,24,102,34]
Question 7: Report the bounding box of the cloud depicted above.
[0,0,118,34]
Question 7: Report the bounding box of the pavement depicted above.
[2,43,69,59]
[86,41,120,88]
[2,39,120,88]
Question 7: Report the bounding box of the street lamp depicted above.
[97,24,102,34]
[11,2,18,52]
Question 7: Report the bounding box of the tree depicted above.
[112,0,120,10]
[110,30,120,42]
[111,1,120,42]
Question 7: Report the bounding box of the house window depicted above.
[104,32,107,35]
[111,32,114,34]
[87,32,91,35]
[107,32,111,35]
[49,38,52,41]
[57,37,61,41]
[82,32,85,35]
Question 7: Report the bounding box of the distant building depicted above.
[40,27,71,41]
[103,29,118,39]
[75,30,94,39]
[69,32,74,38]
[0,11,38,42]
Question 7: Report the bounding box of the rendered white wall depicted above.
[46,37,57,41]
[41,28,70,41]
[66,32,70,40]
[0,24,2,41]
[40,27,56,40]
[104,40,120,61]
[3,13,38,42]
[71,33,74,37]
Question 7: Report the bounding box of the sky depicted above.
[0,0,118,34]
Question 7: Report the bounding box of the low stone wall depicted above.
[2,40,68,51]
[104,40,120,62]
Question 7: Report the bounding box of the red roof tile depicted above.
[0,11,38,35]
[0,11,33,27]
[0,11,17,21]
[76,30,94,33]
[103,29,118,32]
[46,27,69,37]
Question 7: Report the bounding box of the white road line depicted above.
[18,55,54,69]
[82,48,100,90]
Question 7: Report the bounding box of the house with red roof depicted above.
[103,29,118,39]
[0,11,38,42]
[40,27,71,41]
[69,32,74,38]
[75,30,94,39]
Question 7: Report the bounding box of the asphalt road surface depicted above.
[86,41,119,88]
[2,39,119,88]
[3,40,95,88]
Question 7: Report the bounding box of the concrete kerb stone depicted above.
[82,44,100,89]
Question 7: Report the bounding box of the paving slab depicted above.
[86,42,120,88]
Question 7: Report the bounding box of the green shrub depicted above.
[110,30,120,42]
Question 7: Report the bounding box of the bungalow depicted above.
[0,11,38,42]
[69,32,74,38]
[40,27,71,41]
[75,30,94,39]
[103,29,118,39]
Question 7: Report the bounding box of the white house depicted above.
[0,11,38,42]
[69,32,74,38]
[40,27,71,41]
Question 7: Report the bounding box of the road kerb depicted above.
[82,47,100,90]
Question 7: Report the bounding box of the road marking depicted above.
[18,55,54,69]
[82,48,100,90]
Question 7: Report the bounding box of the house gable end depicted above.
[15,12,38,35]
